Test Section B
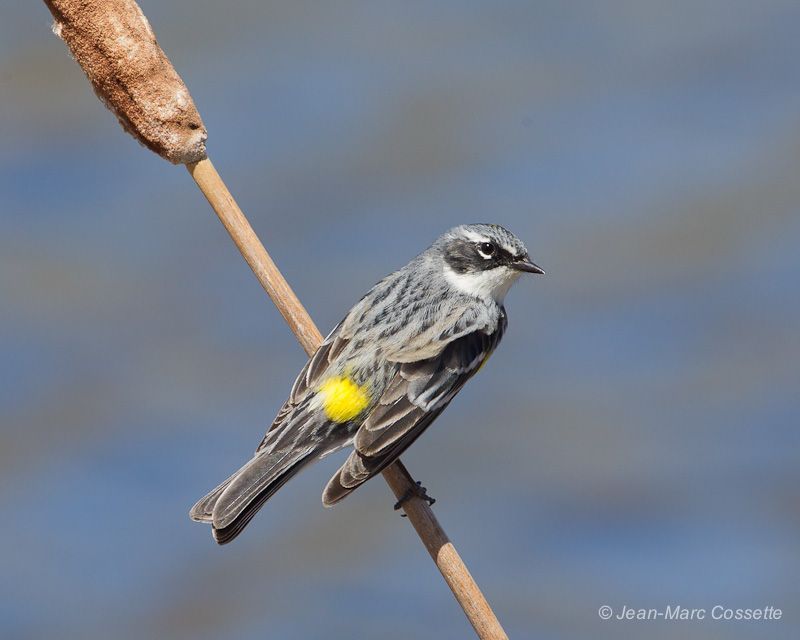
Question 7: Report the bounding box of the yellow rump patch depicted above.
[319,376,370,423]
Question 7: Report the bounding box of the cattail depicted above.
[45,0,206,164]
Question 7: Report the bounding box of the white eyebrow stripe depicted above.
[462,230,490,243]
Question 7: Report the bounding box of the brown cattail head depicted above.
[44,0,207,164]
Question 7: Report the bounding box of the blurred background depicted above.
[1,1,799,638]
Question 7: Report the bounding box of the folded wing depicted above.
[322,317,505,506]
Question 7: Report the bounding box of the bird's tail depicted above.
[190,445,316,545]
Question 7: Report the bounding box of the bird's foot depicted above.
[393,480,436,516]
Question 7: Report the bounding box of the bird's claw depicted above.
[393,480,436,516]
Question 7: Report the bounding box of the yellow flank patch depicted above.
[319,376,370,423]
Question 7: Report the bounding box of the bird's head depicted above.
[434,224,544,303]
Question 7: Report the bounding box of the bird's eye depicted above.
[477,242,496,259]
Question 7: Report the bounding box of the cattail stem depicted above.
[187,157,508,640]
[382,462,509,639]
[187,159,322,354]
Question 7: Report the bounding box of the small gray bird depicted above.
[190,224,543,543]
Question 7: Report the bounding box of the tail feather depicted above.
[211,454,312,544]
[190,446,315,545]
[189,471,239,523]
[191,404,353,543]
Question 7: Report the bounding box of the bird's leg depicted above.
[393,480,436,516]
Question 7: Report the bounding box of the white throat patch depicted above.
[444,265,521,303]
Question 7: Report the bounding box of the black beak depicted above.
[511,258,545,275]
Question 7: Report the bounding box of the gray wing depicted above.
[321,314,506,506]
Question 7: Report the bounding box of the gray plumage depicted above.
[190,224,543,544]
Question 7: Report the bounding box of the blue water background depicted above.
[1,2,799,638]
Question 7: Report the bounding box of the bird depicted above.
[190,223,544,544]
